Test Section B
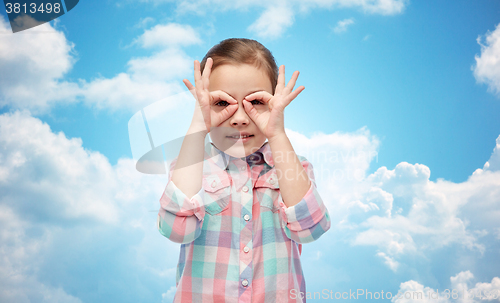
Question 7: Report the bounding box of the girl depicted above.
[158,38,330,303]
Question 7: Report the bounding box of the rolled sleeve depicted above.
[157,160,206,244]
[278,160,331,244]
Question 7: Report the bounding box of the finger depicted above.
[244,91,273,104]
[183,79,198,101]
[193,60,202,88]
[183,79,195,91]
[217,104,238,123]
[284,85,305,107]
[202,58,213,90]
[210,90,238,105]
[275,65,286,95]
[242,99,259,121]
[283,71,300,95]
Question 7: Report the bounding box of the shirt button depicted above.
[242,279,249,287]
[211,180,217,188]
[269,178,275,185]
[243,246,250,253]
[244,214,250,221]
[240,166,246,171]
[242,186,249,193]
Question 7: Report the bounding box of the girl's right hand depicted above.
[183,58,238,134]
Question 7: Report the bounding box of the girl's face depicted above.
[208,63,273,158]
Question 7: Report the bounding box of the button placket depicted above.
[227,161,249,190]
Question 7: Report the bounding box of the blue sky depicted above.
[1,0,500,302]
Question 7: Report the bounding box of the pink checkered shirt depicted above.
[158,142,330,302]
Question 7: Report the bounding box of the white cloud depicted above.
[481,134,500,171]
[333,18,355,33]
[350,159,496,263]
[127,48,194,82]
[392,279,449,303]
[0,206,82,302]
[0,16,80,113]
[377,251,399,272]
[288,128,500,272]
[248,5,295,39]
[393,271,500,303]
[134,0,174,4]
[161,286,177,303]
[466,276,500,303]
[0,111,178,302]
[0,15,198,113]
[173,0,407,15]
[134,17,156,29]
[80,72,184,112]
[351,0,407,15]
[0,111,120,224]
[135,23,201,48]
[171,0,407,38]
[473,23,500,98]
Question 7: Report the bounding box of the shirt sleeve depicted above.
[157,160,206,244]
[277,159,331,244]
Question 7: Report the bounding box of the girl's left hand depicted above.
[243,65,304,141]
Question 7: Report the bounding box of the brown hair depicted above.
[200,38,278,93]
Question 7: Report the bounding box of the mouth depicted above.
[226,133,254,139]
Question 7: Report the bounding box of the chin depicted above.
[220,144,252,158]
[211,138,265,158]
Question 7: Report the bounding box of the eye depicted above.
[215,100,230,107]
[249,99,263,105]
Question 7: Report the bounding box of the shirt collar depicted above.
[206,141,274,170]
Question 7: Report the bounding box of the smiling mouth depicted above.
[226,134,254,139]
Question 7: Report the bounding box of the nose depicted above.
[229,102,249,126]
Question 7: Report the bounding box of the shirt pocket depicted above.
[255,172,280,213]
[202,172,232,215]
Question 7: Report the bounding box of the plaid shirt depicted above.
[158,142,330,303]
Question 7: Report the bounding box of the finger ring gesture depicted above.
[183,58,239,134]
[243,65,304,140]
